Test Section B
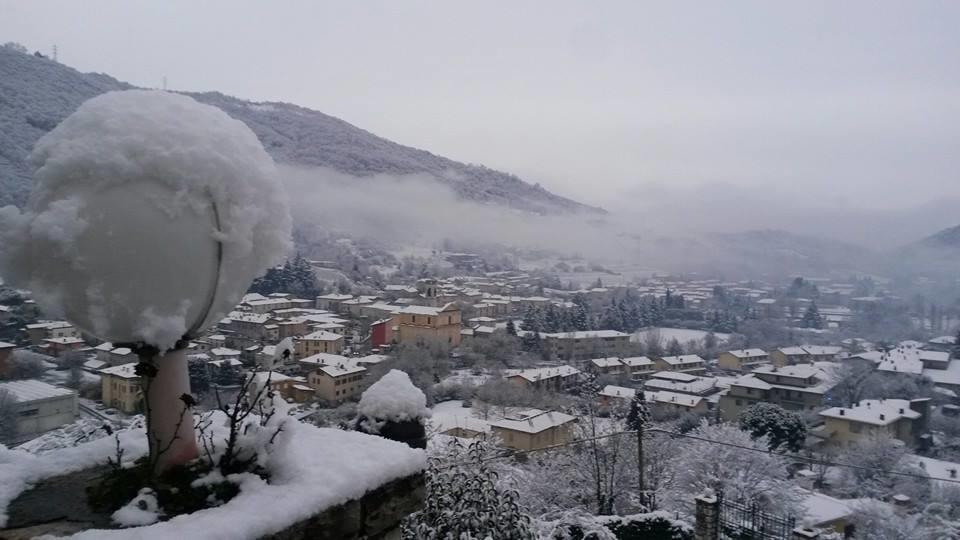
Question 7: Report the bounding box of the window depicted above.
[19,409,39,417]
[850,423,862,433]
[735,399,742,406]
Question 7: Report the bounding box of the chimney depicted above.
[839,409,845,416]
[949,468,957,479]
[899,408,904,414]
[880,414,885,421]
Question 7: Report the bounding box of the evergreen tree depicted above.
[521,329,542,354]
[625,390,651,432]
[544,304,562,333]
[505,319,517,336]
[738,403,807,452]
[802,302,823,329]
[521,306,542,333]
[188,357,210,395]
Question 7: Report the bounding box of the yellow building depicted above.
[818,398,925,449]
[297,330,344,358]
[654,354,707,375]
[100,363,143,413]
[621,356,656,381]
[770,346,842,367]
[396,303,462,348]
[504,365,580,391]
[717,349,768,371]
[769,346,810,367]
[489,409,576,451]
[307,362,366,402]
[541,330,631,362]
[718,364,833,421]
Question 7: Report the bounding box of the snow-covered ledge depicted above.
[1,419,426,539]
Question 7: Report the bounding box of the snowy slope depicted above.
[0,45,597,215]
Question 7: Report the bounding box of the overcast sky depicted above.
[2,1,958,213]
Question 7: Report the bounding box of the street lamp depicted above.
[0,90,291,473]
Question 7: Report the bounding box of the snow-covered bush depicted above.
[738,402,807,452]
[358,369,430,426]
[533,510,693,540]
[356,369,430,448]
[403,439,534,540]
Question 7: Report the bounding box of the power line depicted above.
[436,428,960,486]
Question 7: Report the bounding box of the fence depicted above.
[716,491,796,540]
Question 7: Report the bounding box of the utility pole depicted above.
[637,415,645,508]
[52,44,57,62]
[162,76,167,91]
[626,388,650,510]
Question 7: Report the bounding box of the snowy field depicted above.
[631,327,731,347]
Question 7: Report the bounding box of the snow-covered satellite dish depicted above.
[0,90,292,351]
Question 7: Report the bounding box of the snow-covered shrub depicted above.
[403,439,534,540]
[356,370,430,448]
[738,402,807,452]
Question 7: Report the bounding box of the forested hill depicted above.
[0,44,598,215]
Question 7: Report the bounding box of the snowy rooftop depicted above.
[923,359,960,387]
[504,365,580,383]
[397,305,443,316]
[649,371,699,383]
[600,385,635,399]
[725,348,767,359]
[621,356,654,367]
[644,376,717,395]
[590,357,623,368]
[776,346,808,355]
[301,330,342,341]
[753,364,821,380]
[543,330,629,339]
[908,454,960,485]
[210,347,241,357]
[0,379,75,402]
[820,399,921,426]
[316,293,354,301]
[300,353,348,366]
[208,358,244,368]
[0,341,15,350]
[647,390,704,408]
[802,345,842,356]
[729,374,773,391]
[99,362,140,379]
[658,354,705,366]
[317,363,366,378]
[797,489,853,528]
[490,409,577,434]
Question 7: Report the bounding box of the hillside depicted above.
[0,45,596,214]
[919,224,960,249]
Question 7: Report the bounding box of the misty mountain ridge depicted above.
[0,44,596,215]
[0,44,952,282]
[919,224,960,249]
